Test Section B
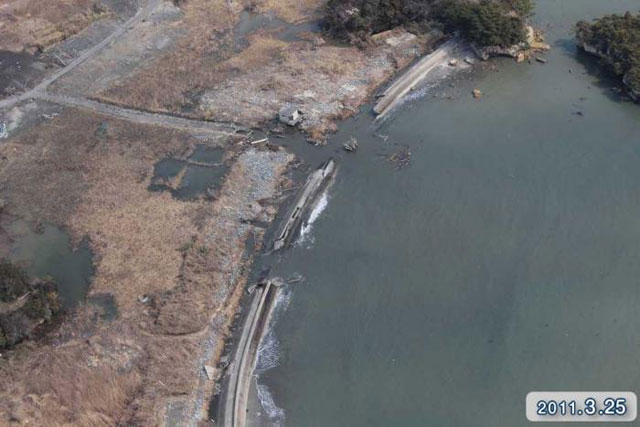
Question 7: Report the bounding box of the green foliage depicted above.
[503,0,535,17]
[437,0,528,47]
[325,0,435,42]
[575,12,640,90]
[0,259,60,349]
[325,0,530,48]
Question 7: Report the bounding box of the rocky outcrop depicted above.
[578,42,640,102]
[473,43,525,60]
[473,26,550,61]
[623,73,640,101]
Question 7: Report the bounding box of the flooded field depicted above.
[148,144,228,200]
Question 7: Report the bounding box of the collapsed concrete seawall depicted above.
[217,159,337,427]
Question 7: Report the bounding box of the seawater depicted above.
[250,1,640,426]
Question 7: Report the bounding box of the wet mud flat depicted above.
[0,51,56,98]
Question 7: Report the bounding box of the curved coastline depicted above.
[217,159,337,426]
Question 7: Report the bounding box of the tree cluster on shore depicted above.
[325,0,533,48]
[0,259,60,350]
[575,12,640,96]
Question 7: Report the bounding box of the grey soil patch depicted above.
[0,51,55,97]
[5,220,94,308]
[233,11,321,51]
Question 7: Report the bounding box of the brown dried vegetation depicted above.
[0,108,293,424]
[0,0,108,52]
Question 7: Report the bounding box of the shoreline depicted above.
[210,22,552,424]
[214,159,336,426]
[0,1,546,423]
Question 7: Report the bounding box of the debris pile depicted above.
[388,146,412,170]
[343,136,358,152]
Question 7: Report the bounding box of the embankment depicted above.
[217,158,337,426]
[374,40,463,119]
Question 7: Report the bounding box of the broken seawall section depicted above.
[272,158,336,252]
[217,158,337,426]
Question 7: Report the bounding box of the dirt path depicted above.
[0,0,248,138]
[37,94,245,137]
[0,0,162,110]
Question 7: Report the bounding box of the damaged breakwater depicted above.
[216,159,337,426]
[272,159,336,252]
[374,40,461,119]
[221,279,281,427]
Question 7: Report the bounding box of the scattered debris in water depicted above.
[535,57,547,64]
[473,89,483,99]
[383,145,412,170]
[343,136,358,152]
[286,273,304,284]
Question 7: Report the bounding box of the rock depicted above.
[472,89,483,99]
[278,105,303,126]
[138,295,150,304]
[535,57,547,64]
[473,43,524,61]
[516,52,526,63]
[343,136,358,152]
[448,59,458,67]
[204,365,215,380]
[464,57,475,65]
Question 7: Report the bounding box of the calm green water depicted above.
[253,1,640,426]
[7,220,94,308]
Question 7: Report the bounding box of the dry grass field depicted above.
[0,0,109,52]
[0,107,294,425]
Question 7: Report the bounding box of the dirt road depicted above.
[37,94,244,137]
[0,0,162,110]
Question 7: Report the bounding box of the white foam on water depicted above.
[256,383,285,426]
[255,287,292,425]
[298,190,329,247]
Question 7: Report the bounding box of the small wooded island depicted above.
[576,12,640,101]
